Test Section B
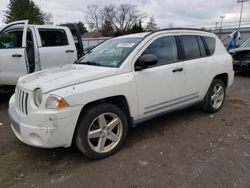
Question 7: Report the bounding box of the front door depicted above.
[0,20,28,85]
[134,35,187,119]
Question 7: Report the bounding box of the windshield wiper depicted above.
[78,61,102,66]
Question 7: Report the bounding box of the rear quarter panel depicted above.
[212,37,234,88]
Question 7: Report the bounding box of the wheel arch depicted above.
[75,95,132,130]
[204,73,229,100]
[213,73,228,88]
[72,95,133,147]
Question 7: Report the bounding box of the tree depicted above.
[77,21,88,35]
[129,20,144,34]
[88,23,95,32]
[86,4,145,35]
[145,16,158,32]
[106,4,145,35]
[85,4,103,31]
[102,19,114,37]
[3,0,51,24]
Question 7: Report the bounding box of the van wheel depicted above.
[202,79,226,113]
[75,103,128,160]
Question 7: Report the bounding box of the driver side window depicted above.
[142,36,178,67]
[0,30,23,49]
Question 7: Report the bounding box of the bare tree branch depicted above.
[85,4,102,31]
[85,4,146,35]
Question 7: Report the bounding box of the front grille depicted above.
[16,87,29,115]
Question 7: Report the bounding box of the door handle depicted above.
[172,68,183,73]
[65,50,74,53]
[12,54,22,58]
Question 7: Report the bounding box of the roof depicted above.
[81,32,103,38]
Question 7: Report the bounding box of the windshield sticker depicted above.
[116,43,135,48]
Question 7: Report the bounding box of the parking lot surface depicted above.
[0,74,249,188]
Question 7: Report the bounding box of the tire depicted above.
[202,79,226,113]
[75,103,128,160]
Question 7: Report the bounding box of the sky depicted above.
[0,0,250,29]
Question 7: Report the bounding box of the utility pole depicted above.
[237,0,249,29]
[219,16,225,39]
[215,21,218,30]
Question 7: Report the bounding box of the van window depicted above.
[181,35,200,60]
[142,36,178,66]
[0,30,23,49]
[203,36,216,56]
[39,29,68,47]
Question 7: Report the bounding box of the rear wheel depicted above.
[202,79,226,113]
[75,103,128,160]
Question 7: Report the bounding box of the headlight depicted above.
[46,95,69,109]
[33,88,42,107]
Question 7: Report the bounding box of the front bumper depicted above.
[8,94,82,148]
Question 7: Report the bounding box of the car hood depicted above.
[229,47,250,54]
[18,64,119,93]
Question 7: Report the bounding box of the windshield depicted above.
[241,38,250,48]
[78,37,142,67]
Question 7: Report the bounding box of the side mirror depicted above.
[135,54,158,71]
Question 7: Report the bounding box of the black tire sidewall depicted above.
[75,103,128,160]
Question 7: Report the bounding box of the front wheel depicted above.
[75,103,128,160]
[202,79,226,113]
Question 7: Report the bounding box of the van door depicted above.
[36,28,76,70]
[0,20,28,85]
[60,23,84,58]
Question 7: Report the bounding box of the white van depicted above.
[0,20,83,86]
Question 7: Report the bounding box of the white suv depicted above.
[8,29,234,159]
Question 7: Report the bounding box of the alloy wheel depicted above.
[87,113,123,153]
[211,84,225,109]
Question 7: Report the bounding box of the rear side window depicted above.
[39,29,68,47]
[197,36,206,57]
[181,35,200,60]
[142,36,178,66]
[203,36,216,56]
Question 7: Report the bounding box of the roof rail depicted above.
[153,28,211,33]
[141,28,211,40]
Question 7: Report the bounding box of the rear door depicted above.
[180,35,213,99]
[0,20,28,85]
[36,28,76,70]
[60,23,84,58]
